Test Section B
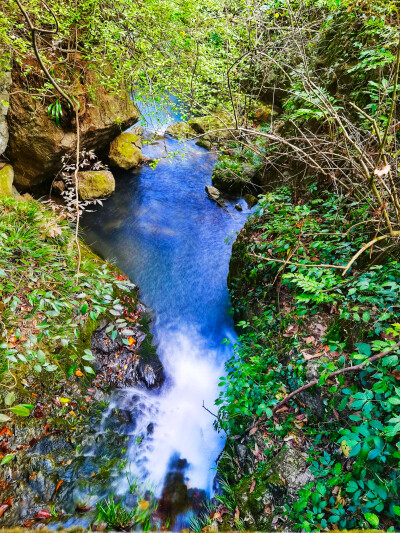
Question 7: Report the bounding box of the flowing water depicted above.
[81,131,250,526]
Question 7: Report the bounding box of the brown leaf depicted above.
[234,506,240,522]
[301,350,323,360]
[249,480,256,494]
[283,324,298,337]
[249,426,258,436]
[56,480,64,491]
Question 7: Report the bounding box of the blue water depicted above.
[82,134,250,508]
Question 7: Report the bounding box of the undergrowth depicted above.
[217,187,400,531]
[0,197,140,417]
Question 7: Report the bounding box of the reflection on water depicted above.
[82,134,250,523]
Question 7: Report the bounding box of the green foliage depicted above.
[217,187,400,531]
[96,493,155,531]
[0,196,137,383]
[46,99,63,126]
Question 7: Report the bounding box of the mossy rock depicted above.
[108,132,143,170]
[0,163,14,196]
[77,170,115,200]
[233,445,313,530]
[189,112,236,142]
[165,121,195,139]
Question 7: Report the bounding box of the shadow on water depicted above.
[80,133,250,528]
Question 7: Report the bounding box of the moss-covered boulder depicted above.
[189,112,236,141]
[108,132,143,170]
[77,170,115,200]
[0,163,13,196]
[165,121,195,139]
[234,444,313,530]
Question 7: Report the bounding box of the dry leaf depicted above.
[249,426,258,436]
[249,480,256,494]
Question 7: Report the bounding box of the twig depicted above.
[272,341,400,413]
[249,252,347,270]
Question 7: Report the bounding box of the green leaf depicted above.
[82,353,95,361]
[84,366,95,375]
[4,392,15,407]
[356,343,371,357]
[9,405,31,417]
[1,454,13,465]
[364,513,379,528]
[0,414,11,422]
[393,506,400,516]
[80,303,89,315]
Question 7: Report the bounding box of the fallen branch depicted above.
[249,252,347,270]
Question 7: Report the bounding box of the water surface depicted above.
[82,134,249,521]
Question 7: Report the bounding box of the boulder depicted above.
[108,132,143,170]
[0,163,13,196]
[6,64,140,188]
[234,444,313,530]
[165,121,195,139]
[244,194,258,208]
[196,139,212,150]
[189,112,236,142]
[205,185,221,201]
[235,203,243,211]
[77,170,115,200]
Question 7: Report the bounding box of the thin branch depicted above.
[272,341,400,413]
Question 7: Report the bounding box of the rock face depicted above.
[0,163,13,196]
[6,66,140,189]
[77,170,115,200]
[0,69,11,155]
[108,132,143,169]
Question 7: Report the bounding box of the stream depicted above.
[81,130,250,527]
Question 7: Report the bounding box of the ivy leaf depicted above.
[364,513,379,528]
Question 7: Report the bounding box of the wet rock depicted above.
[235,203,243,211]
[26,435,75,456]
[165,121,195,139]
[244,193,258,208]
[91,322,164,389]
[205,185,221,201]
[0,163,14,196]
[108,132,143,170]
[77,170,115,200]
[7,64,139,188]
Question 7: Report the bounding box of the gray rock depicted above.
[205,185,221,201]
[244,194,258,208]
[235,203,243,211]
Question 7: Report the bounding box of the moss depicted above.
[0,164,13,196]
[77,170,115,200]
[108,132,143,170]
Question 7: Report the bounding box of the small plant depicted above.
[47,99,63,126]
[96,492,156,531]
